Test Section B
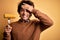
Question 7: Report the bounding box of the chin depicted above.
[23,18,28,20]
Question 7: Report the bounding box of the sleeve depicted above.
[3,32,11,40]
[33,9,53,31]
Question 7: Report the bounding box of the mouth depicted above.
[23,15,27,18]
[22,15,28,20]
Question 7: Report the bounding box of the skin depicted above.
[20,9,30,21]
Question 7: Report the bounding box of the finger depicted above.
[4,27,12,33]
[5,25,12,30]
[21,3,29,9]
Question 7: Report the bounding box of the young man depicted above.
[3,1,53,40]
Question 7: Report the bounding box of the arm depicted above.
[21,3,53,31]
[32,9,53,31]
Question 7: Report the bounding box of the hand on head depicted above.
[21,3,34,12]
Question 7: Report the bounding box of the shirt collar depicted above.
[19,19,30,23]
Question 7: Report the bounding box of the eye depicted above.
[21,9,24,11]
[26,9,32,14]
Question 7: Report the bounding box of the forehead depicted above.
[21,2,34,7]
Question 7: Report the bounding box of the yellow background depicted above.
[0,0,60,40]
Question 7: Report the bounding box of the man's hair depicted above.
[17,1,34,13]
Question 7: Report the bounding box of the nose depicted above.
[24,10,26,13]
[23,10,26,15]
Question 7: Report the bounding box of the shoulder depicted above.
[10,21,19,27]
[31,19,40,24]
[10,19,22,25]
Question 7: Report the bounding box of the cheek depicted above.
[20,11,23,14]
[26,13,30,17]
[20,12,23,16]
[19,11,30,17]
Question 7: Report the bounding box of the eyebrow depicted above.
[20,8,32,14]
[26,9,32,14]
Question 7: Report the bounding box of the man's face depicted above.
[19,3,33,20]
[20,9,30,20]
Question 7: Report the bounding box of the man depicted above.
[3,0,53,40]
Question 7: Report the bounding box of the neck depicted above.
[20,19,30,22]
